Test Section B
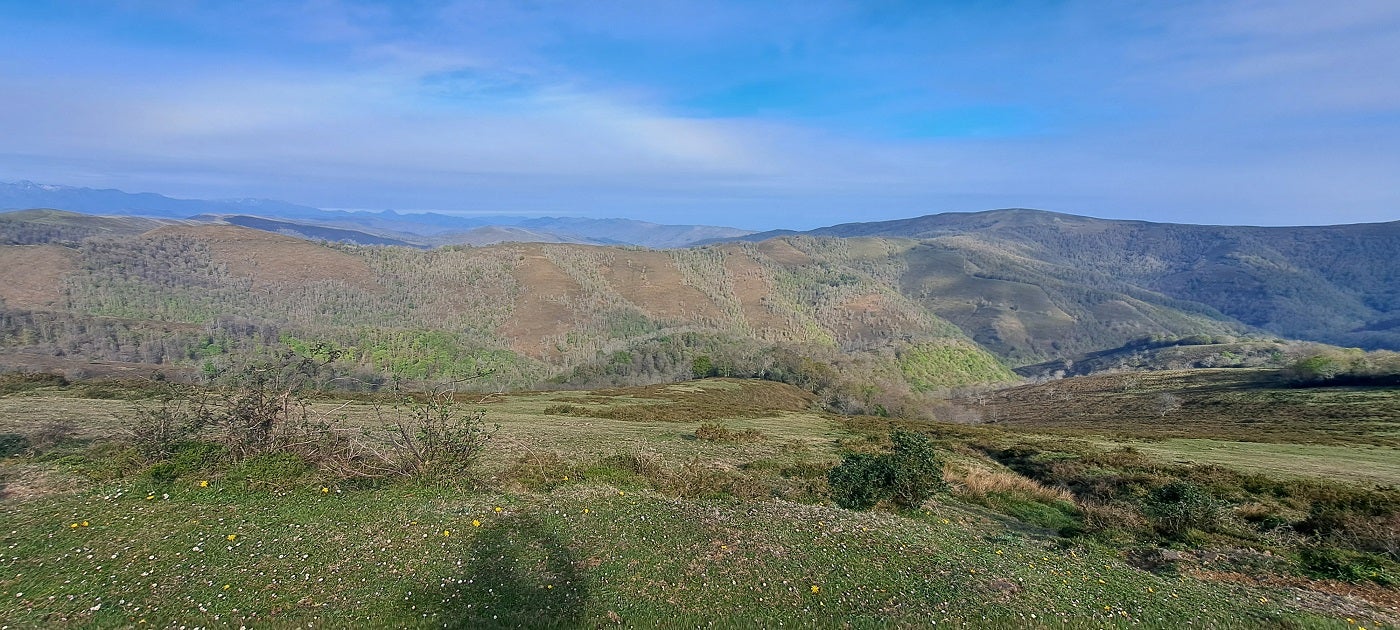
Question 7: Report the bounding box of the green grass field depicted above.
[1121,439,1400,487]
[1,375,1397,627]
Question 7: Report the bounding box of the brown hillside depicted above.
[145,225,379,292]
[501,245,586,357]
[0,245,76,309]
[721,246,791,338]
[754,238,813,267]
[597,250,721,322]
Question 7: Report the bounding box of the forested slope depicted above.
[741,209,1400,351]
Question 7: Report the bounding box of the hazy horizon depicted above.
[2,1,1398,230]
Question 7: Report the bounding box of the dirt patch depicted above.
[0,465,82,502]
[0,245,77,308]
[0,350,196,381]
[958,369,1400,447]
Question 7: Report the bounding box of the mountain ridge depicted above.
[0,180,753,248]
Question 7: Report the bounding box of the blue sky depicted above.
[1,1,1397,229]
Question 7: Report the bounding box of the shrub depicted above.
[0,372,67,395]
[375,387,497,480]
[828,431,948,510]
[828,454,893,510]
[0,433,30,457]
[125,396,210,462]
[1147,481,1223,539]
[226,452,314,490]
[1299,546,1399,586]
[886,431,949,508]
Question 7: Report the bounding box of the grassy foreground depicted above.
[0,376,1396,628]
[0,479,1360,628]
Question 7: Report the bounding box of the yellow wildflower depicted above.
[199,480,209,488]
[321,487,329,493]
[443,530,450,537]
[69,523,79,529]
[223,584,230,590]
[472,520,481,527]
[810,585,820,594]
[494,506,503,513]
[227,534,237,541]
[81,521,89,527]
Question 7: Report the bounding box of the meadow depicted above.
[0,373,1396,628]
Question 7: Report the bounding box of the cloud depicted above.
[0,0,1396,229]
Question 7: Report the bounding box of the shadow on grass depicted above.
[408,514,590,629]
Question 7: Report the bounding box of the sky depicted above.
[0,1,1397,230]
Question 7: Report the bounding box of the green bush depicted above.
[1147,481,1223,539]
[0,433,30,457]
[226,452,314,490]
[828,453,891,510]
[168,441,226,474]
[828,431,948,510]
[1299,546,1399,586]
[886,431,949,508]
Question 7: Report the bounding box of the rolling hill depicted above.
[739,208,1400,352]
[0,206,1394,410]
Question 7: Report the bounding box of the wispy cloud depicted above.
[0,0,1396,228]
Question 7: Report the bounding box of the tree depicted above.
[1154,393,1182,418]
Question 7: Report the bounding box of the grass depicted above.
[967,369,1400,447]
[1122,439,1400,487]
[2,374,1398,627]
[0,478,1358,628]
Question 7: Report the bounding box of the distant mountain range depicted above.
[0,180,754,248]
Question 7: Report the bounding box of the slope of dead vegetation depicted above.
[144,225,379,292]
[0,245,76,308]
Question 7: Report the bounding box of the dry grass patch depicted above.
[946,464,1075,504]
